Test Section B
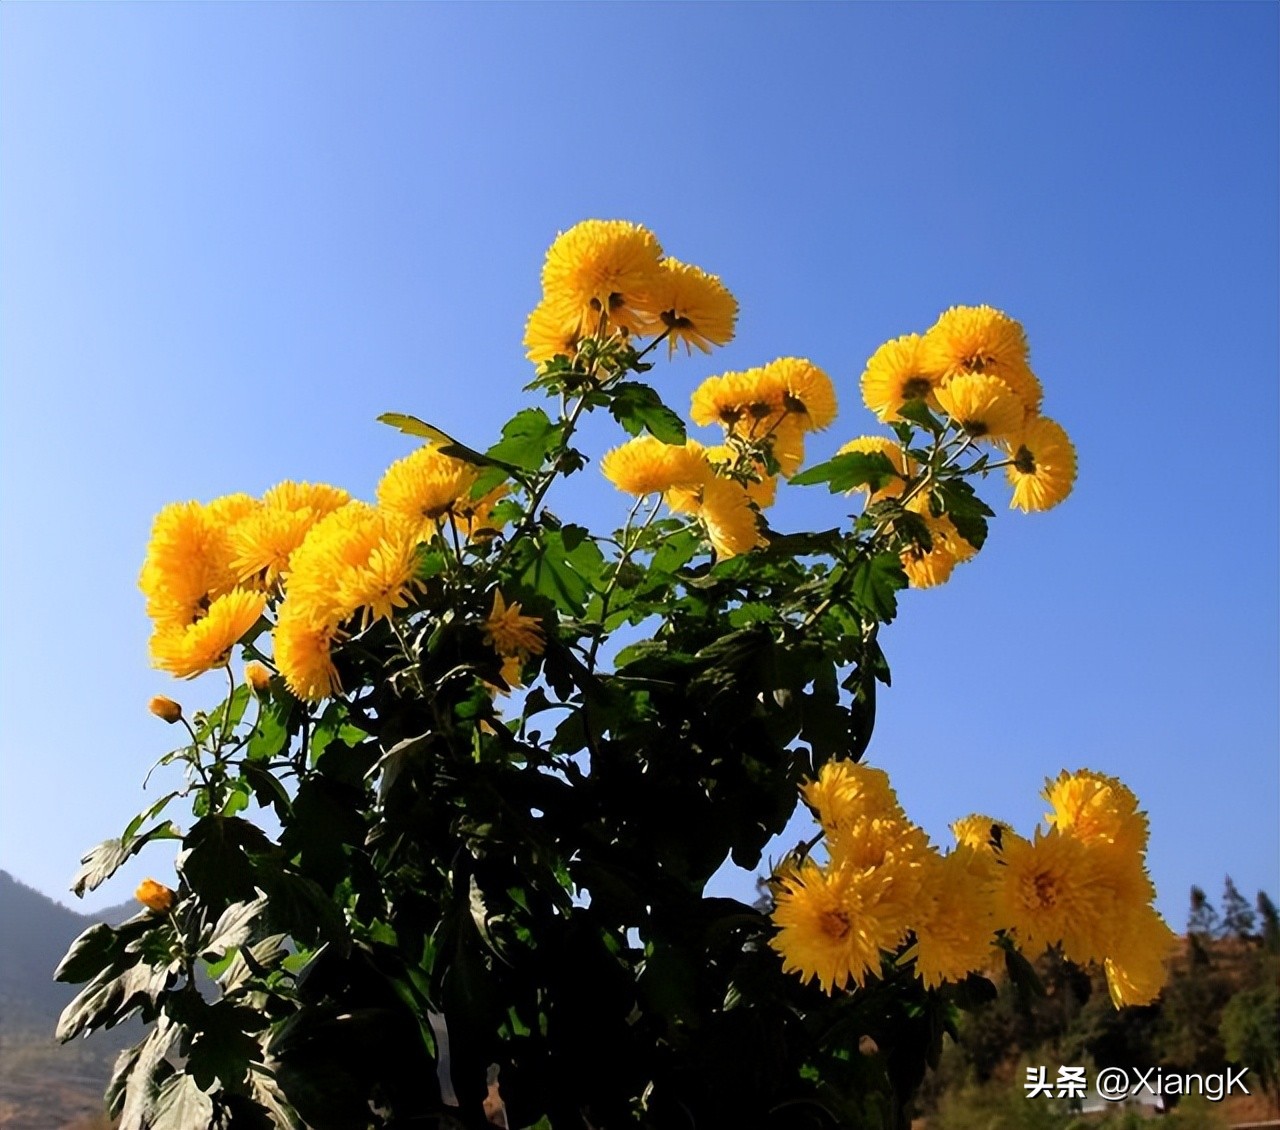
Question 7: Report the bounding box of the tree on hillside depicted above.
[1220,983,1280,1096]
[1255,892,1279,954]
[1188,886,1220,940]
[1220,877,1256,940]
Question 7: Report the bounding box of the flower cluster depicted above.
[770,764,1174,1007]
[138,455,508,698]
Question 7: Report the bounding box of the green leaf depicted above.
[849,552,907,623]
[202,897,268,960]
[935,477,994,551]
[150,1072,214,1129]
[790,450,898,493]
[608,381,687,444]
[486,407,564,472]
[376,413,508,471]
[521,528,604,615]
[895,397,944,433]
[71,822,181,898]
[57,960,173,1041]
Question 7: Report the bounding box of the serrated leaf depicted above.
[486,407,563,472]
[608,381,687,444]
[71,822,180,898]
[150,1072,214,1129]
[376,412,506,469]
[849,552,907,623]
[790,451,898,493]
[895,397,944,432]
[203,896,268,960]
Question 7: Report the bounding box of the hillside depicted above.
[0,871,137,1130]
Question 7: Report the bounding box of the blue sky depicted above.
[1,3,1275,931]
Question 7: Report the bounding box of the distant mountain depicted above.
[0,870,134,1031]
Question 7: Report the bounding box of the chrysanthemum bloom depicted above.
[933,373,1025,441]
[646,257,738,355]
[770,859,893,993]
[449,484,509,541]
[1003,416,1076,512]
[920,305,1043,414]
[136,879,175,913]
[336,520,424,630]
[756,358,838,432]
[994,828,1114,963]
[689,368,785,433]
[261,481,351,517]
[274,607,343,703]
[1104,904,1177,1007]
[483,591,545,659]
[801,760,905,843]
[700,475,764,558]
[149,588,267,678]
[911,847,998,989]
[860,334,939,422]
[523,300,582,364]
[600,435,708,497]
[244,661,272,693]
[148,695,183,724]
[952,814,1016,855]
[540,219,664,336]
[230,507,322,590]
[837,436,916,503]
[1043,769,1149,856]
[377,445,481,542]
[900,509,974,589]
[140,496,256,632]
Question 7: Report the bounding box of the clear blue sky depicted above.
[2,3,1276,930]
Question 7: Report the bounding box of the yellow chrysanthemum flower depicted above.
[274,606,342,703]
[149,588,266,679]
[1104,904,1177,1007]
[540,219,664,336]
[139,498,251,631]
[756,357,838,433]
[770,859,897,993]
[994,828,1115,963]
[837,436,916,503]
[1044,769,1149,856]
[148,695,183,724]
[920,305,1044,414]
[647,257,738,356]
[483,591,545,659]
[244,661,272,693]
[952,814,1017,855]
[377,445,481,542]
[336,520,423,629]
[802,760,905,843]
[1003,416,1076,512]
[859,334,940,422]
[600,435,708,497]
[900,506,979,589]
[230,506,320,589]
[912,847,998,990]
[689,368,785,433]
[933,372,1025,441]
[769,416,807,477]
[450,484,509,541]
[523,300,582,364]
[705,443,777,508]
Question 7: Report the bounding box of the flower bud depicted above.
[135,878,175,913]
[148,695,183,724]
[244,661,272,693]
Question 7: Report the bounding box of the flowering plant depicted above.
[56,220,1169,1129]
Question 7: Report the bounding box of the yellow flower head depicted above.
[136,879,175,914]
[483,591,545,659]
[149,588,266,679]
[261,481,351,517]
[148,695,183,724]
[139,497,255,632]
[540,219,664,336]
[230,506,320,590]
[1104,904,1177,1007]
[690,368,785,433]
[705,443,777,509]
[934,372,1025,441]
[952,814,1016,855]
[860,334,939,422]
[994,828,1115,964]
[377,445,481,542]
[647,257,738,355]
[524,300,582,364]
[335,519,423,630]
[450,484,509,541]
[921,305,1043,414]
[1004,416,1076,512]
[770,859,894,993]
[802,760,904,842]
[670,473,763,559]
[837,436,915,503]
[1043,769,1149,855]
[757,357,838,432]
[912,847,998,990]
[900,507,978,589]
[244,661,272,693]
[600,435,708,497]
[274,606,343,703]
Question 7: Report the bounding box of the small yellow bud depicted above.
[244,662,272,693]
[148,695,183,724]
[135,879,175,913]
